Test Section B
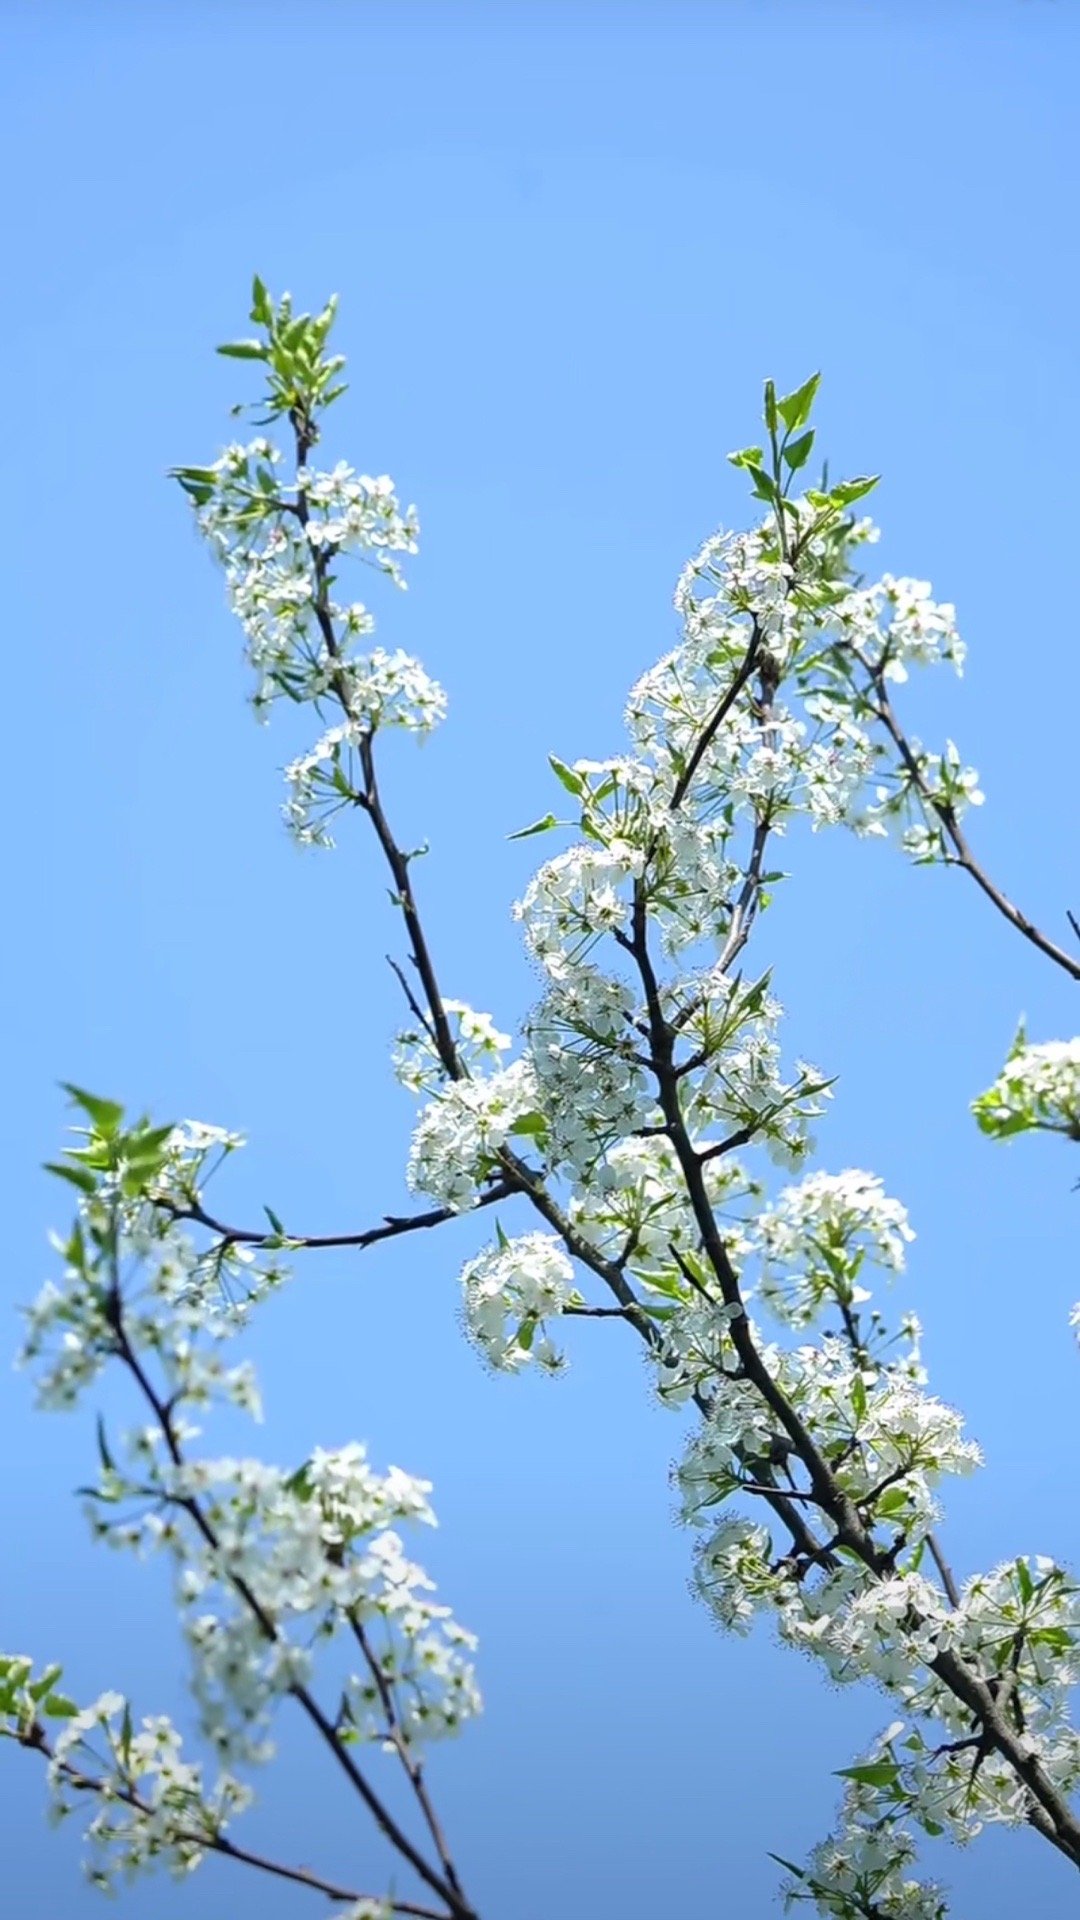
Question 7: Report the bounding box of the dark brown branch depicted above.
[152,1179,513,1254]
[865,663,1080,983]
[624,883,1080,1865]
[346,1615,465,1903]
[20,1731,444,1918]
[667,625,762,816]
[103,1249,475,1920]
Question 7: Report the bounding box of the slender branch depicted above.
[387,953,438,1042]
[564,1304,641,1319]
[625,882,1080,1866]
[152,1179,514,1255]
[102,1256,474,1919]
[346,1614,465,1902]
[357,730,461,1079]
[667,624,762,816]
[279,467,1068,1852]
[719,810,775,975]
[19,1729,444,1918]
[864,662,1080,982]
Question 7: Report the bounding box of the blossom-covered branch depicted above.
[14,1090,480,1918]
[13,284,1076,1920]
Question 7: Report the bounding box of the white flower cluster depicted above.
[838,574,966,683]
[296,461,419,573]
[407,1058,540,1209]
[672,967,831,1168]
[393,1000,512,1095]
[87,1441,479,1765]
[786,1793,947,1919]
[624,525,891,842]
[755,1169,915,1329]
[283,650,447,848]
[182,437,437,844]
[569,1134,759,1293]
[514,839,646,977]
[47,1694,253,1890]
[461,1232,577,1372]
[678,1337,981,1623]
[973,1032,1080,1142]
[22,1134,285,1414]
[527,968,651,1178]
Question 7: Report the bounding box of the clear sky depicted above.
[3,2,1079,1915]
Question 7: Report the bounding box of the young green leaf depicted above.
[782,428,815,473]
[776,372,821,432]
[217,340,270,361]
[507,812,560,841]
[548,754,586,798]
[60,1086,125,1136]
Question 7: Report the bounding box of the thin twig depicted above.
[865,664,1080,983]
[152,1180,513,1254]
[103,1241,474,1919]
[21,1733,444,1918]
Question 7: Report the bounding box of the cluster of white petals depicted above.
[407,1058,540,1209]
[48,1695,253,1889]
[86,344,1077,1916]
[755,1169,915,1329]
[837,573,966,682]
[393,999,512,1093]
[21,1111,285,1415]
[786,1791,947,1919]
[144,1443,480,1762]
[973,1032,1080,1142]
[461,1232,577,1371]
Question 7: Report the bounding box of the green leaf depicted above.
[1031,1626,1073,1651]
[777,373,821,432]
[832,475,879,507]
[41,1694,79,1719]
[217,340,270,361]
[507,812,560,842]
[745,463,779,504]
[1007,1017,1029,1060]
[28,1664,63,1702]
[263,1206,285,1237]
[767,1855,806,1881]
[250,275,272,326]
[727,445,765,471]
[516,1317,536,1351]
[548,754,586,798]
[96,1415,114,1474]
[638,1269,688,1301]
[43,1159,97,1195]
[175,478,214,505]
[782,429,815,473]
[763,379,778,434]
[60,1086,125,1136]
[1015,1558,1035,1604]
[120,1700,133,1765]
[509,1110,548,1140]
[836,1761,899,1788]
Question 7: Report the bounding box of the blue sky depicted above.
[3,2,1079,1914]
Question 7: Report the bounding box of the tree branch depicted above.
[103,1244,475,1920]
[19,1728,445,1918]
[863,661,1080,982]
